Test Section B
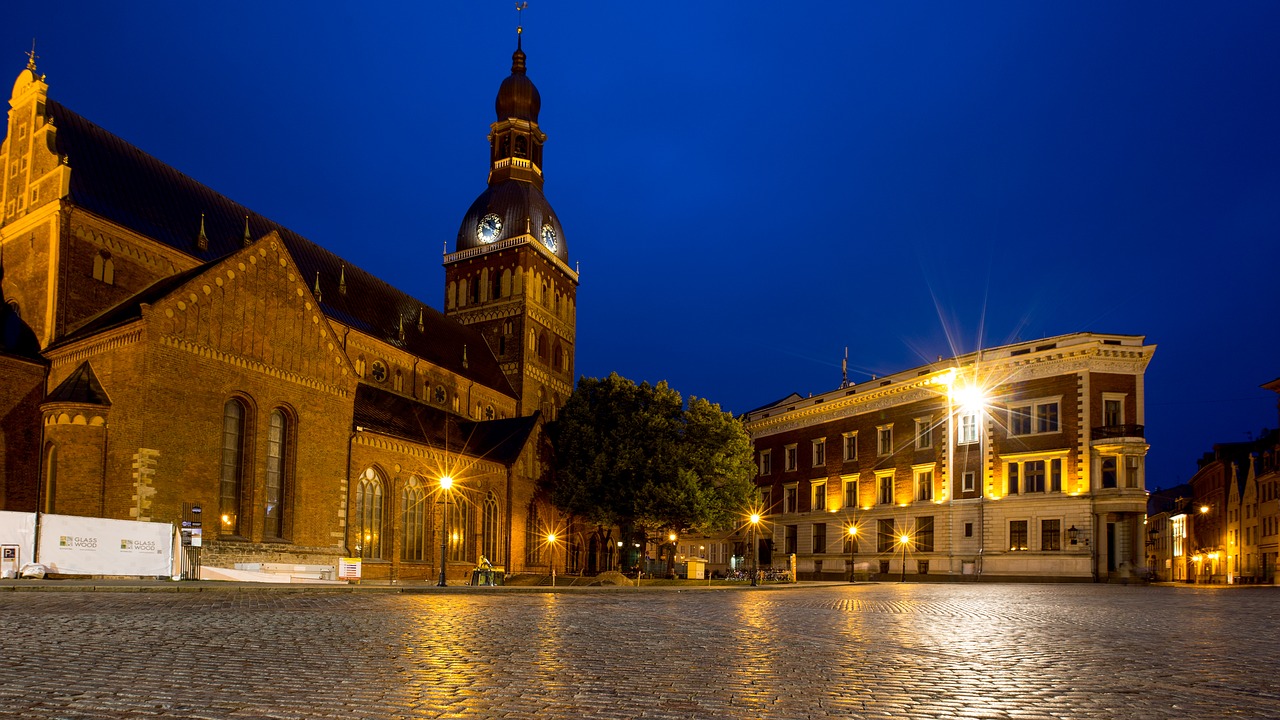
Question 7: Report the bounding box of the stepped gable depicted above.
[46,100,513,397]
[354,384,538,466]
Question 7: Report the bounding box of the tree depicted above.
[548,373,758,548]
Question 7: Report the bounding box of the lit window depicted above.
[877,473,894,505]
[1009,520,1028,551]
[811,481,826,512]
[264,409,290,539]
[401,478,428,561]
[915,469,933,502]
[959,412,979,444]
[220,399,247,537]
[843,477,857,508]
[354,468,384,559]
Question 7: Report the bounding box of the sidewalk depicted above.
[0,577,845,594]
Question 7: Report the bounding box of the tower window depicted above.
[514,135,528,158]
[93,253,115,285]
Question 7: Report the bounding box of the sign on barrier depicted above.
[338,557,362,581]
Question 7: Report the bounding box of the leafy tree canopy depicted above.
[548,373,757,536]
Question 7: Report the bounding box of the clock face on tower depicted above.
[476,214,502,244]
[541,223,558,253]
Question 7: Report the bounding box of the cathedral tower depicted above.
[444,29,577,419]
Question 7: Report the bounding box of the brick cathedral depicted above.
[0,33,575,581]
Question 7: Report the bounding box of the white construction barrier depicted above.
[37,514,173,577]
[0,511,36,578]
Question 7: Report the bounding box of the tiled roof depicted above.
[46,99,514,397]
[353,384,538,466]
[45,361,111,406]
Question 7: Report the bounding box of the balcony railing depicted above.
[1092,424,1145,440]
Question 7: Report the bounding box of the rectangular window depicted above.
[964,522,973,538]
[962,471,976,493]
[760,449,772,476]
[1009,399,1061,436]
[1101,456,1118,488]
[959,412,979,444]
[1050,459,1062,493]
[760,488,771,512]
[1009,520,1028,551]
[1103,398,1123,427]
[916,516,935,552]
[1042,519,1061,551]
[811,481,826,512]
[915,470,933,502]
[784,485,798,513]
[877,519,895,553]
[916,419,933,450]
[917,560,929,575]
[843,432,858,461]
[843,478,857,509]
[785,525,797,555]
[812,438,826,467]
[785,445,797,472]
[1006,463,1019,495]
[1125,456,1140,488]
[1036,402,1059,433]
[877,473,894,505]
[843,528,859,554]
[1024,460,1046,493]
[813,523,827,554]
[1009,405,1032,436]
[877,425,893,456]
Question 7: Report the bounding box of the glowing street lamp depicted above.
[899,533,911,582]
[547,532,557,587]
[847,525,859,583]
[667,532,678,579]
[437,475,453,587]
[749,513,761,586]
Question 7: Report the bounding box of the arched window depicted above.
[525,502,542,565]
[220,399,247,536]
[402,477,428,561]
[470,276,480,304]
[42,443,57,514]
[482,493,501,563]
[92,252,114,285]
[264,409,290,539]
[447,497,470,563]
[355,468,385,558]
[536,332,547,360]
[514,135,528,158]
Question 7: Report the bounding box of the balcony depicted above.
[1092,424,1145,440]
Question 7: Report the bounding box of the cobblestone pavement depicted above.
[0,583,1276,719]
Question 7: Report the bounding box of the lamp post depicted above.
[847,525,858,583]
[547,533,557,587]
[899,533,910,582]
[667,532,677,579]
[437,475,453,587]
[616,540,623,572]
[749,514,761,586]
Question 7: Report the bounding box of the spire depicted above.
[463,344,469,369]
[397,315,405,342]
[339,264,347,295]
[25,39,38,72]
[840,347,850,388]
[514,2,528,71]
[196,214,208,251]
[313,272,322,304]
[242,216,252,247]
[417,307,424,332]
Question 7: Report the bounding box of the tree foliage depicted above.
[547,373,757,536]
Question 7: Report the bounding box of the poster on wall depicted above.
[38,514,173,577]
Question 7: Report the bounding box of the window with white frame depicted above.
[1041,519,1061,551]
[1102,393,1125,427]
[784,484,798,513]
[1008,398,1060,436]
[962,471,976,493]
[812,438,826,467]
[785,444,797,472]
[760,488,771,512]
[959,411,979,444]
[877,425,893,457]
[876,472,894,505]
[1009,520,1029,551]
[915,468,934,502]
[843,477,857,508]
[915,418,933,450]
[811,480,827,512]
[843,432,858,461]
[1005,455,1065,495]
[759,449,772,476]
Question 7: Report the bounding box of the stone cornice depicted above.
[443,234,579,284]
[48,324,143,367]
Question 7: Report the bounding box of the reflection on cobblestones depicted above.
[0,584,1276,718]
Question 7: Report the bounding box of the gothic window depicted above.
[355,468,385,559]
[402,477,428,561]
[220,399,248,537]
[482,493,501,563]
[264,408,290,539]
[92,252,114,285]
[42,443,57,514]
[526,502,542,565]
[447,497,470,563]
[551,340,562,371]
[536,332,547,360]
[370,360,388,383]
[500,135,510,158]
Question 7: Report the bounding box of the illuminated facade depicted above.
[0,36,569,581]
[744,332,1155,582]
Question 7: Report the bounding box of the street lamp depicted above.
[616,540,623,572]
[847,525,858,583]
[667,532,677,578]
[899,533,910,582]
[749,513,761,586]
[437,475,453,587]
[547,533,557,587]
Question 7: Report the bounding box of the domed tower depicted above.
[444,28,578,419]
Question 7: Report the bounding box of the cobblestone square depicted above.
[0,583,1275,719]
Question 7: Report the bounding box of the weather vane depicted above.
[26,38,38,71]
[516,2,528,34]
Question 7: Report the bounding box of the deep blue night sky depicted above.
[7,3,1279,488]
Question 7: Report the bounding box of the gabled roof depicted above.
[45,361,111,406]
[742,392,804,416]
[47,99,514,397]
[353,384,539,466]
